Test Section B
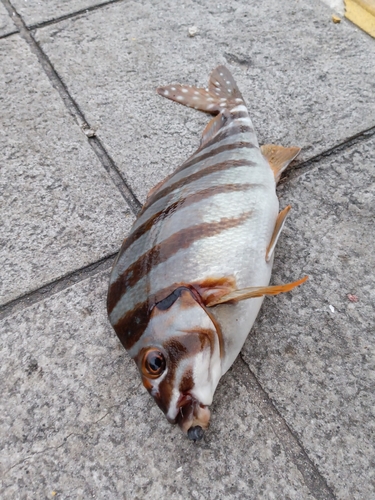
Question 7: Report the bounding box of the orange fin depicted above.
[157,65,244,115]
[266,206,291,262]
[261,144,301,183]
[192,276,237,306]
[206,276,308,306]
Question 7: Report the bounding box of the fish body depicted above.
[107,66,306,439]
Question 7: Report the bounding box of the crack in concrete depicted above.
[0,29,18,39]
[27,0,130,31]
[237,354,337,500]
[2,404,122,475]
[283,125,375,183]
[1,0,142,216]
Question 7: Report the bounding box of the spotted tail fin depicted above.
[157,65,244,115]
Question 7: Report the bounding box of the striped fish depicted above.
[107,66,307,441]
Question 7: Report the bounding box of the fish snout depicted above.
[176,394,211,440]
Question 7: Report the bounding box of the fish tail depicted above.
[157,65,244,115]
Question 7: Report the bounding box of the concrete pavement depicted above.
[1,0,374,498]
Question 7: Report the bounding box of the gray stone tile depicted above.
[34,0,375,202]
[0,1,17,37]
[10,0,107,27]
[0,35,134,305]
[0,271,316,499]
[242,136,375,499]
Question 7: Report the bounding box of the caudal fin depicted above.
[157,65,244,115]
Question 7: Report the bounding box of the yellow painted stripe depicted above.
[345,0,375,37]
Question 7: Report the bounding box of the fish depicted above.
[107,65,307,441]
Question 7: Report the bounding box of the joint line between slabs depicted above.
[0,29,18,39]
[27,0,130,30]
[238,354,337,500]
[1,0,142,216]
[0,253,117,320]
[287,124,375,179]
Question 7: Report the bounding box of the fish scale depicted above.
[107,65,307,439]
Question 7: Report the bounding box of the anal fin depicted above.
[261,144,301,183]
[206,276,308,306]
[266,206,291,262]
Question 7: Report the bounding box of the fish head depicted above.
[132,287,222,439]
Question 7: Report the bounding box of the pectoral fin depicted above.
[266,206,291,262]
[206,276,308,306]
[261,144,301,183]
[192,276,237,306]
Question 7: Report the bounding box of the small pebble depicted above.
[188,26,198,37]
[81,124,97,137]
[329,304,335,313]
[332,15,341,23]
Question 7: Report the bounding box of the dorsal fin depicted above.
[261,144,301,183]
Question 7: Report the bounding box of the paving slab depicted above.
[0,35,134,305]
[0,271,317,500]
[34,0,375,203]
[0,1,17,37]
[9,0,109,27]
[242,136,375,499]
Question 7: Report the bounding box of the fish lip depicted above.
[163,394,194,425]
[174,394,210,435]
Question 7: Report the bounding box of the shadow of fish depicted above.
[107,66,307,441]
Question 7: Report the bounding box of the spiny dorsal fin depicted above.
[261,144,301,183]
[206,276,308,306]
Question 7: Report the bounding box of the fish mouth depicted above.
[175,393,211,439]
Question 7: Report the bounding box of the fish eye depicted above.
[142,349,166,378]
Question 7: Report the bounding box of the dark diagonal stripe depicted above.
[139,125,255,215]
[196,124,253,153]
[176,141,255,173]
[111,211,252,335]
[108,182,253,314]
[111,300,151,350]
[144,159,256,212]
[230,111,249,120]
